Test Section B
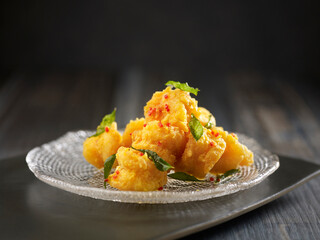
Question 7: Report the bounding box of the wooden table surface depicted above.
[0,71,319,239]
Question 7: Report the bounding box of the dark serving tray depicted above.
[0,154,319,240]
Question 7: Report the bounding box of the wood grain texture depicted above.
[0,72,319,239]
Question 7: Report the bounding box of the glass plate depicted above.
[26,130,279,203]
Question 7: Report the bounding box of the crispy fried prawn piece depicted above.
[210,127,254,174]
[83,122,121,169]
[175,128,226,179]
[144,87,198,132]
[108,147,167,191]
[122,118,145,147]
[131,120,187,166]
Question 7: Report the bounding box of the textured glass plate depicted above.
[26,130,279,203]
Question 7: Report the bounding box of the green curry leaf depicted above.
[204,114,214,129]
[103,154,117,188]
[131,147,173,171]
[168,172,204,182]
[215,169,240,183]
[165,81,199,96]
[90,108,116,137]
[189,114,204,141]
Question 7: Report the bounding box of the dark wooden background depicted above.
[1,0,320,239]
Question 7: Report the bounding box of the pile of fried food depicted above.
[83,81,254,191]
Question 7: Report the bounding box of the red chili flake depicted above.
[158,107,163,113]
[211,130,215,135]
[116,170,120,175]
[216,178,220,182]
[148,107,156,116]
[215,132,220,137]
[139,152,144,156]
[158,187,163,191]
[166,122,171,127]
[158,121,163,128]
[209,141,215,147]
[104,178,109,182]
[164,94,168,99]
[143,124,147,127]
[209,177,214,182]
[165,104,170,112]
[105,126,109,132]
[129,132,132,136]
[157,141,162,146]
[112,175,117,180]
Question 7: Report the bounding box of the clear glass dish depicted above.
[26,130,279,204]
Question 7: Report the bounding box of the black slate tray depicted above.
[0,154,319,240]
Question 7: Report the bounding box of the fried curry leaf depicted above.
[131,147,173,171]
[165,81,200,96]
[204,114,214,129]
[189,114,204,141]
[168,172,204,182]
[90,108,116,137]
[103,154,116,188]
[215,169,240,183]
